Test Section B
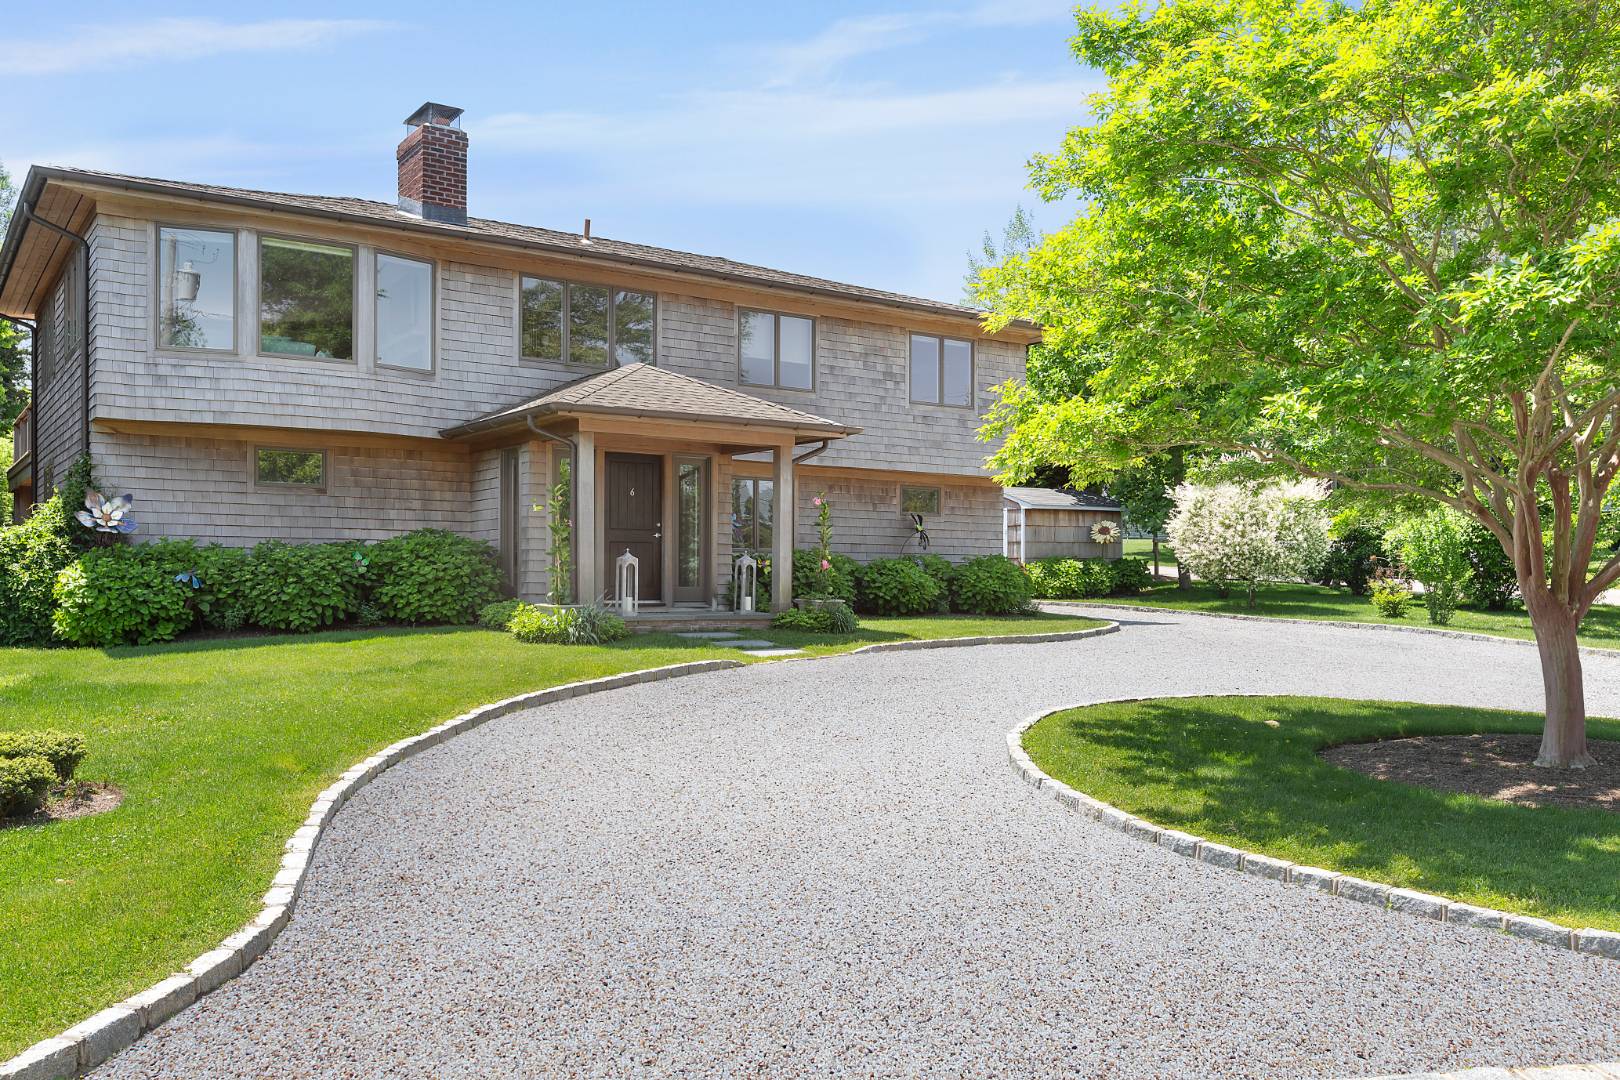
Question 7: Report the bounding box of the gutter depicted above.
[0,315,37,506]
[792,439,832,465]
[15,201,92,460]
[526,416,578,603]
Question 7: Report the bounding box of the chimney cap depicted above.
[404,102,464,129]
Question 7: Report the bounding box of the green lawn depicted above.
[0,612,1100,1058]
[1073,581,1620,649]
[1025,695,1620,930]
[1123,537,1176,571]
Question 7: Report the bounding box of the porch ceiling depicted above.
[441,362,859,444]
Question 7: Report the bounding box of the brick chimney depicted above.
[397,102,467,225]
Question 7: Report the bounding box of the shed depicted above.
[1002,487,1124,563]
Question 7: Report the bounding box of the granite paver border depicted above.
[1,621,1119,1080]
[1008,695,1620,968]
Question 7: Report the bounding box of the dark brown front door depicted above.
[605,453,663,604]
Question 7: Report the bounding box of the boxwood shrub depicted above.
[0,755,55,818]
[949,554,1034,615]
[0,729,88,783]
[369,528,502,624]
[477,598,524,630]
[854,558,941,615]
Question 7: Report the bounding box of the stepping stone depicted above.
[723,640,778,649]
[738,648,804,658]
[674,631,741,639]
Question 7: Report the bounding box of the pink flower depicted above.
[813,496,824,507]
[820,559,831,571]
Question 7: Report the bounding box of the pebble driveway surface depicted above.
[95,610,1620,1079]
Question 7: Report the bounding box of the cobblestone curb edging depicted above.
[1042,601,1620,659]
[1007,696,1620,966]
[3,621,1122,1080]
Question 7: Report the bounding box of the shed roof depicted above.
[1003,487,1122,511]
[443,363,858,440]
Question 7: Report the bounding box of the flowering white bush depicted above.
[1166,479,1330,604]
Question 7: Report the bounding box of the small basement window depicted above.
[900,486,941,515]
[255,448,326,489]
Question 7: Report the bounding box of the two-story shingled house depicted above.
[0,103,1040,613]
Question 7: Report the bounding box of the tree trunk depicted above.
[1152,536,1161,578]
[1525,597,1596,769]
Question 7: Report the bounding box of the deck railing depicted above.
[10,405,29,468]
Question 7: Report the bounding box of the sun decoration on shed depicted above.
[1090,520,1121,545]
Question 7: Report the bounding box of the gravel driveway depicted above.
[95,610,1620,1079]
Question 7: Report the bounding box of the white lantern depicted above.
[733,553,758,612]
[615,549,640,615]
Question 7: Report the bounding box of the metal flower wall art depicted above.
[76,491,138,534]
[1090,520,1121,545]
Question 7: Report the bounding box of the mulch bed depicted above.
[1322,734,1620,812]
[1,782,124,829]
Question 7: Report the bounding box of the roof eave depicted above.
[440,402,860,441]
[30,167,1043,339]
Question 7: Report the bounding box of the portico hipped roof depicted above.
[441,363,859,442]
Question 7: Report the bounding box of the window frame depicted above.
[900,485,941,516]
[730,475,775,552]
[372,248,437,376]
[517,275,658,368]
[737,308,816,391]
[252,446,328,492]
[256,233,359,365]
[153,223,239,356]
[908,332,975,408]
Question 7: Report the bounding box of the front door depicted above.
[605,453,663,604]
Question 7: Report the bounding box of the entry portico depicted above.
[444,364,857,611]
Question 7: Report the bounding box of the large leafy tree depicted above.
[979,0,1620,767]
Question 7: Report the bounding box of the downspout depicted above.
[526,416,578,603]
[19,205,92,456]
[0,315,37,509]
[791,438,832,466]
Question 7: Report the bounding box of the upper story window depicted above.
[909,333,973,407]
[259,237,355,361]
[158,226,235,352]
[521,276,656,367]
[739,310,813,390]
[375,252,434,372]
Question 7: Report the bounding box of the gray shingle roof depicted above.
[24,166,1034,331]
[443,363,858,439]
[1003,487,1122,511]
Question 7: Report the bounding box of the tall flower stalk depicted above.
[547,460,572,605]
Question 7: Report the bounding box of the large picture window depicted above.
[731,477,775,552]
[909,333,973,407]
[255,448,326,489]
[739,309,813,389]
[520,276,657,366]
[375,253,434,372]
[259,237,355,361]
[158,226,235,351]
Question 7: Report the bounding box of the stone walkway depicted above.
[94,609,1620,1078]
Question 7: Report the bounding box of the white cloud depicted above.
[0,17,396,76]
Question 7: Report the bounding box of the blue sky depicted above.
[0,2,1099,304]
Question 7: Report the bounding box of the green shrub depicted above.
[1023,558,1114,599]
[477,599,523,630]
[0,729,87,782]
[369,529,502,625]
[508,604,629,645]
[950,554,1034,615]
[239,540,370,633]
[1108,557,1153,594]
[772,607,833,633]
[914,555,955,612]
[53,547,194,646]
[1424,590,1457,625]
[1461,521,1519,610]
[1322,524,1385,595]
[0,495,77,645]
[823,600,858,634]
[1369,579,1413,618]
[855,558,941,615]
[0,755,55,818]
[791,549,859,604]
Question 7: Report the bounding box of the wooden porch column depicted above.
[575,430,600,604]
[772,440,795,612]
